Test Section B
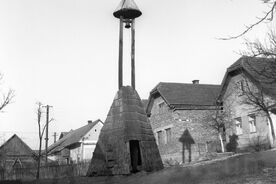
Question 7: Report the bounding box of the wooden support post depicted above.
[131,19,135,89]
[118,16,123,89]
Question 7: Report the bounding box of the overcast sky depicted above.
[0,0,274,149]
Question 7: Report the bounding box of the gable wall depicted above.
[69,122,103,163]
[0,136,37,168]
[82,122,103,161]
[149,96,218,164]
[222,74,272,149]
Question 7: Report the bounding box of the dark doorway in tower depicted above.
[129,140,142,173]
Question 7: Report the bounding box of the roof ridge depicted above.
[158,82,220,86]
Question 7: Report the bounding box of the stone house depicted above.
[48,119,103,164]
[0,134,38,170]
[146,81,221,163]
[219,56,276,149]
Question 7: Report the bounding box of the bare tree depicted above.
[36,102,44,179]
[220,0,276,40]
[0,73,15,112]
[240,32,276,142]
[35,102,54,179]
[237,77,276,141]
[241,31,276,85]
[244,30,276,58]
[204,103,233,153]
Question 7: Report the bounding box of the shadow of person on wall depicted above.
[179,129,195,163]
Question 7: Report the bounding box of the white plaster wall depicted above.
[81,122,103,161]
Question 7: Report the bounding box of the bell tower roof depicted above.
[113,0,142,19]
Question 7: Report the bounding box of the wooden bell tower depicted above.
[113,0,142,90]
[87,0,163,176]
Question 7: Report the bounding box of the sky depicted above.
[0,0,274,149]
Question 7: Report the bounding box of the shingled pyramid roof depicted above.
[114,0,140,12]
[87,86,163,176]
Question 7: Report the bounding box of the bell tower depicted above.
[113,0,142,90]
[87,0,163,176]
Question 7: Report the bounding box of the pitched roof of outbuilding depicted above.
[0,134,37,158]
[146,82,221,113]
[219,56,276,99]
[48,119,103,155]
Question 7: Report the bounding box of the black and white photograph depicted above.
[0,0,276,183]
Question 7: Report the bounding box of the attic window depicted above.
[158,102,166,114]
[158,102,165,108]
[236,80,245,95]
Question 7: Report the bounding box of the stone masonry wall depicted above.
[149,96,218,164]
[222,74,273,149]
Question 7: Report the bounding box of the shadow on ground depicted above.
[22,149,276,184]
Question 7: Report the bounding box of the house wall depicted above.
[149,96,218,164]
[70,122,103,163]
[82,122,103,161]
[222,74,273,149]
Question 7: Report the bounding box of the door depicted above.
[129,140,142,173]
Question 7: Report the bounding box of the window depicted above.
[165,128,172,144]
[235,117,243,135]
[249,114,257,133]
[158,102,165,108]
[236,80,245,95]
[157,131,163,145]
[158,102,166,114]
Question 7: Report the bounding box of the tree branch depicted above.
[219,1,276,40]
[0,89,15,112]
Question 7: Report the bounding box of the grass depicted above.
[22,149,276,184]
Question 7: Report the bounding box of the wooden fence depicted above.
[0,161,90,181]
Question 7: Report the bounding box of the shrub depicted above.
[226,134,239,152]
[249,135,270,152]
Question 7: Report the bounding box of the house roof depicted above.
[0,134,37,158]
[58,132,69,140]
[48,119,103,155]
[219,56,276,100]
[146,82,221,113]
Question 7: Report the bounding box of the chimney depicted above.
[88,120,93,124]
[192,80,199,84]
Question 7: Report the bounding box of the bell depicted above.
[125,22,131,29]
[125,19,131,28]
[113,0,142,20]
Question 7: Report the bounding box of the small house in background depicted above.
[0,134,38,170]
[48,119,103,164]
[146,81,221,164]
[219,56,276,150]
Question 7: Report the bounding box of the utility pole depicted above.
[53,132,57,143]
[43,105,52,164]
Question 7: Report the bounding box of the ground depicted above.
[21,149,276,184]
